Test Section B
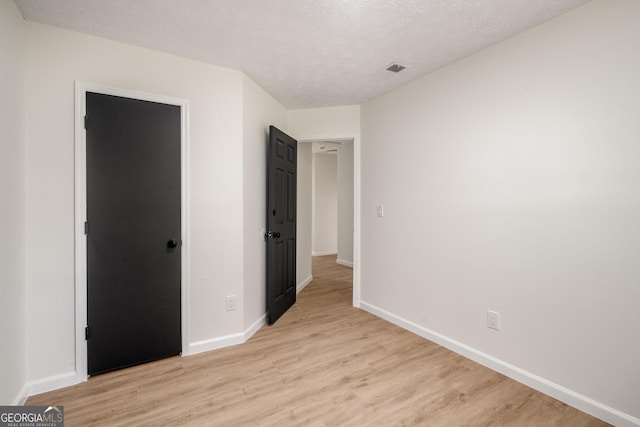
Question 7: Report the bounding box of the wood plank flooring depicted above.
[27,256,609,426]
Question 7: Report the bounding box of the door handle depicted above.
[264,231,281,240]
[167,239,178,248]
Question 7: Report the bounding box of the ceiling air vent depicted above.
[386,63,406,73]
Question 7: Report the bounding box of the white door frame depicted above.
[298,134,361,308]
[74,81,190,381]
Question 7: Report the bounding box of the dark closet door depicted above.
[266,126,297,325]
[86,92,181,375]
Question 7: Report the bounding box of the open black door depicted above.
[86,92,181,375]
[266,126,297,325]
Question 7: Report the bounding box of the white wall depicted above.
[337,142,354,266]
[241,75,287,330]
[296,142,313,289]
[360,0,640,424]
[24,22,246,383]
[287,106,361,140]
[0,0,27,405]
[312,154,338,255]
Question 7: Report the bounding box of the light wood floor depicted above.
[28,256,608,426]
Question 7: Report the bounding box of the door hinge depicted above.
[84,115,88,130]
[85,326,90,340]
[84,221,89,235]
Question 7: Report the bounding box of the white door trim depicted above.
[74,81,190,382]
[298,134,361,308]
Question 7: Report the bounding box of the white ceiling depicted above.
[14,0,590,109]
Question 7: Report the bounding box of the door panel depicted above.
[86,92,181,375]
[267,126,297,325]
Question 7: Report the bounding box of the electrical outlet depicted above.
[226,295,237,311]
[487,310,500,331]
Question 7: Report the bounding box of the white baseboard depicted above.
[22,317,268,401]
[297,275,313,294]
[24,371,84,400]
[336,259,353,268]
[188,333,244,356]
[189,313,268,356]
[12,382,30,405]
[359,301,640,427]
[312,250,336,256]
[244,314,266,341]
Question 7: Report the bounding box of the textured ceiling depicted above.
[14,0,590,108]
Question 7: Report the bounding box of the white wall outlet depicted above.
[487,310,501,331]
[226,295,238,311]
[376,205,384,217]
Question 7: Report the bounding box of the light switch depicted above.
[376,205,384,218]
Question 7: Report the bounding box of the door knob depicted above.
[265,231,281,240]
[167,239,178,248]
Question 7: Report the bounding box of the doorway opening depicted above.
[297,137,357,304]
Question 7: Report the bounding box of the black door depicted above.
[86,92,181,375]
[266,126,297,325]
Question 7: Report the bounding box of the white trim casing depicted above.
[74,81,191,382]
[352,134,361,308]
[297,133,361,309]
[359,301,640,427]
